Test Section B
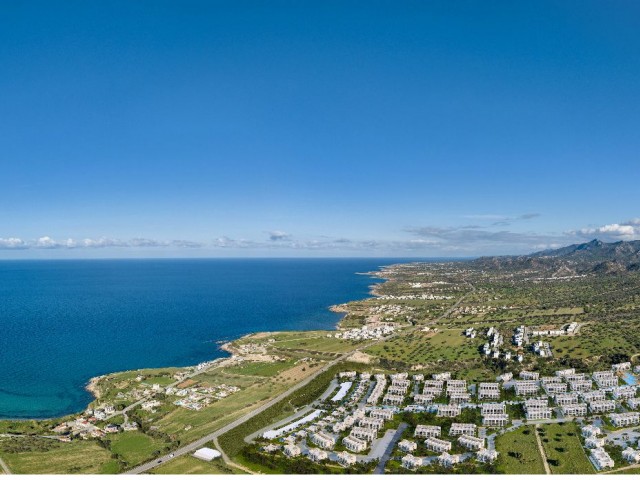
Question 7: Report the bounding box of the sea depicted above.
[0,258,437,420]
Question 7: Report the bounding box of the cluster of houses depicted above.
[52,404,139,441]
[170,383,241,411]
[255,360,640,472]
[529,322,579,337]
[331,325,396,341]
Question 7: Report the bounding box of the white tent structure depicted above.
[193,447,222,462]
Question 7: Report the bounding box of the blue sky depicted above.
[1,0,640,258]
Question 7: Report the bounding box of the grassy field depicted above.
[222,360,296,377]
[150,455,243,474]
[0,438,118,474]
[494,427,546,474]
[365,328,479,364]
[537,422,595,474]
[109,431,170,466]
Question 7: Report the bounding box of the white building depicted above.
[478,383,500,400]
[520,371,540,380]
[622,447,640,464]
[449,423,476,436]
[336,451,357,467]
[192,447,221,462]
[284,444,301,457]
[342,435,367,453]
[483,414,510,427]
[438,452,462,468]
[458,434,485,450]
[515,381,539,396]
[415,425,441,438]
[590,448,614,470]
[589,400,616,414]
[424,437,452,453]
[612,386,637,400]
[310,431,335,449]
[307,448,328,463]
[398,439,418,452]
[562,403,587,417]
[581,425,602,437]
[481,403,506,415]
[437,404,461,417]
[609,412,640,427]
[476,449,499,463]
[402,454,423,470]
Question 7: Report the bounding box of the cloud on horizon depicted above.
[1,217,639,255]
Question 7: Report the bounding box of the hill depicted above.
[472,239,640,274]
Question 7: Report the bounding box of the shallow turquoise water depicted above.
[0,258,423,419]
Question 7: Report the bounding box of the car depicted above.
[169,454,174,458]
[157,460,162,464]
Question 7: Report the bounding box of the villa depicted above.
[424,437,452,453]
[415,425,441,438]
[458,434,485,450]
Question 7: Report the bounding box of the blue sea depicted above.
[0,258,426,420]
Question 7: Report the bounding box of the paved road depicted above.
[373,422,408,474]
[125,280,476,474]
[0,455,11,475]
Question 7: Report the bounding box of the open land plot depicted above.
[0,438,118,474]
[108,431,170,467]
[222,359,296,377]
[365,328,479,364]
[493,427,546,474]
[536,422,595,475]
[153,362,325,444]
[150,455,243,474]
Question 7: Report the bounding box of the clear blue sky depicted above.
[1,0,639,258]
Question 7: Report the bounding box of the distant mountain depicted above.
[472,239,640,274]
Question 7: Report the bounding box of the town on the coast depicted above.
[2,239,640,475]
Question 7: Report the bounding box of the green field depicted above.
[537,423,595,474]
[222,360,296,377]
[494,427,546,474]
[365,328,479,364]
[109,431,170,466]
[0,438,118,474]
[151,455,243,474]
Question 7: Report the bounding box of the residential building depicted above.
[622,448,640,464]
[437,404,461,417]
[476,449,499,463]
[562,403,587,417]
[307,448,328,463]
[481,403,506,415]
[589,400,616,414]
[483,414,509,427]
[336,451,357,467]
[438,452,462,468]
[590,448,615,470]
[478,383,500,400]
[424,437,452,453]
[310,432,335,449]
[458,434,485,450]
[398,439,418,453]
[342,435,367,453]
[415,425,441,438]
[609,412,640,427]
[401,454,423,470]
[449,423,476,436]
[284,444,301,457]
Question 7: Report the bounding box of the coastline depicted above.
[54,266,391,423]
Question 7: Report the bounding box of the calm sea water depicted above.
[0,258,424,419]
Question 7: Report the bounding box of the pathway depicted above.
[0,456,11,475]
[533,427,551,475]
[373,422,408,474]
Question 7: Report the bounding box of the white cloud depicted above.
[0,237,26,249]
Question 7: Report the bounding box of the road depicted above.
[0,455,11,475]
[124,280,476,474]
[373,422,407,474]
[123,347,359,474]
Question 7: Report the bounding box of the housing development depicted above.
[2,239,640,475]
